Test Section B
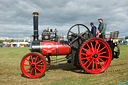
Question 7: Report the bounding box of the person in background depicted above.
[90,22,97,37]
[98,18,106,39]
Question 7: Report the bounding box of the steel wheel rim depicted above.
[21,53,46,78]
[79,38,112,73]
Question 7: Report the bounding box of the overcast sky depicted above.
[0,0,128,39]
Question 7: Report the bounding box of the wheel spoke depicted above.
[87,43,91,50]
[30,68,34,75]
[99,58,106,64]
[25,67,31,72]
[95,41,98,50]
[95,60,98,70]
[78,25,80,34]
[81,53,87,56]
[69,31,78,36]
[99,56,109,59]
[99,51,107,55]
[97,43,101,51]
[98,46,107,52]
[36,60,43,65]
[35,69,37,75]
[24,64,31,66]
[71,44,78,49]
[83,59,90,65]
[83,48,91,55]
[37,65,44,68]
[30,55,33,63]
[81,32,86,35]
[92,61,94,70]
[90,42,94,52]
[81,57,89,60]
[35,56,38,63]
[81,36,86,41]
[26,59,31,64]
[36,67,42,72]
[87,59,93,68]
[83,48,88,52]
[98,60,103,67]
[70,37,78,44]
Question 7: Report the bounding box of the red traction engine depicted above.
[21,12,120,78]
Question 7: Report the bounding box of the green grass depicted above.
[0,45,128,85]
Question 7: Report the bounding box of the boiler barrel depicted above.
[31,41,70,56]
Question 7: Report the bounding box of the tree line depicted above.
[0,39,29,43]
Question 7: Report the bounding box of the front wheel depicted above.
[79,38,112,73]
[21,52,47,78]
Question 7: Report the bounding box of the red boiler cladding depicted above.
[32,41,70,56]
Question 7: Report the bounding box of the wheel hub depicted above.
[78,34,82,38]
[92,54,98,58]
[31,64,35,68]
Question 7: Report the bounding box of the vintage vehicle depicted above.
[20,12,120,78]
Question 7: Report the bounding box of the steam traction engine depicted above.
[20,12,120,78]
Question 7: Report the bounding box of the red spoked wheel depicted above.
[79,38,112,73]
[21,53,47,78]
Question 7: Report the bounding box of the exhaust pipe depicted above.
[32,12,39,41]
[31,12,40,52]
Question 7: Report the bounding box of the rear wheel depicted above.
[21,52,47,78]
[79,38,112,73]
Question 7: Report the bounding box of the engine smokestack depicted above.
[32,12,39,41]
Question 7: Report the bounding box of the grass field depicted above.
[0,45,128,85]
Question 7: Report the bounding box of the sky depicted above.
[0,0,128,39]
